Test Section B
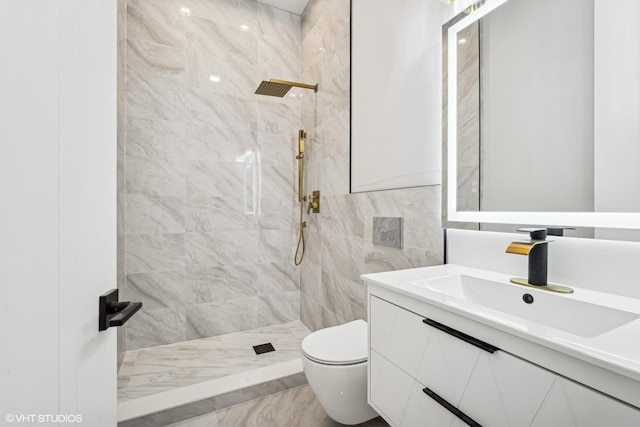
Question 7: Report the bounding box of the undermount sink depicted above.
[411,273,640,338]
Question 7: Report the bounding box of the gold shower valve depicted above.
[307,190,320,214]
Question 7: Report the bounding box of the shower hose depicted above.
[294,201,306,265]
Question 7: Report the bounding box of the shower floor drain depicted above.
[253,342,275,355]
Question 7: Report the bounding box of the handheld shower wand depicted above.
[294,130,307,266]
[296,130,306,203]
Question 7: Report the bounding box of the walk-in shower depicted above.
[116,0,329,422]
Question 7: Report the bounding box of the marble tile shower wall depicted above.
[298,0,444,331]
[117,0,127,368]
[122,0,303,350]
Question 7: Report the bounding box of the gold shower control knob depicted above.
[307,190,320,214]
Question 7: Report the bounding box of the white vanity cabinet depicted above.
[368,292,640,427]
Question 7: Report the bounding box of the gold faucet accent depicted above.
[506,228,573,294]
[505,241,548,256]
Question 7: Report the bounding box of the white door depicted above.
[1,1,118,425]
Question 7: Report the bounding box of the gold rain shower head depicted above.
[255,79,318,97]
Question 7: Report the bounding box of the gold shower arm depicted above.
[270,79,318,92]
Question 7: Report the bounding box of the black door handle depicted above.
[99,289,142,331]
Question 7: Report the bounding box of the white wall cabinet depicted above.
[368,294,640,427]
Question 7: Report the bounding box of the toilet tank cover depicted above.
[301,319,368,365]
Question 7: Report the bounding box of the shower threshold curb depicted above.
[117,358,306,426]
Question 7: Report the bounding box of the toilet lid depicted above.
[301,319,368,365]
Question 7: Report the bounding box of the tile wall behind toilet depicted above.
[298,0,444,331]
[120,0,303,350]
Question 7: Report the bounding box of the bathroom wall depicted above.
[121,0,302,350]
[298,0,450,331]
[117,0,127,368]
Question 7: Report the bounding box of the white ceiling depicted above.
[256,0,311,15]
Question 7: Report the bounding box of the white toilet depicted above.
[301,319,379,425]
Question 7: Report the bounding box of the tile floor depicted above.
[166,385,389,427]
[118,320,388,426]
[118,321,311,402]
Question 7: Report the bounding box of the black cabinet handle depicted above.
[423,318,499,354]
[99,289,142,331]
[423,387,482,427]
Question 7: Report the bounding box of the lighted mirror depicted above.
[444,0,640,238]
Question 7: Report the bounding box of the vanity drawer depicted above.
[369,294,640,427]
[370,295,432,377]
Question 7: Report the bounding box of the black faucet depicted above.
[505,228,549,286]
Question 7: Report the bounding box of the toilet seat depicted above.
[301,319,368,365]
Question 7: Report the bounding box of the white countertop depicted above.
[362,264,640,384]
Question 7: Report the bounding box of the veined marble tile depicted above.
[301,16,325,65]
[257,261,299,295]
[118,321,311,405]
[126,155,186,197]
[301,229,322,268]
[300,0,324,36]
[322,48,349,98]
[320,195,364,239]
[185,230,259,270]
[215,384,388,427]
[186,264,258,304]
[320,233,364,283]
[126,77,187,123]
[316,92,348,127]
[126,116,186,160]
[127,0,186,48]
[186,160,251,199]
[126,36,186,84]
[363,241,443,275]
[322,109,349,160]
[320,270,365,324]
[126,270,187,310]
[186,0,258,33]
[257,99,301,135]
[256,2,299,46]
[125,195,186,235]
[185,16,258,66]
[186,49,257,98]
[186,196,258,233]
[259,229,296,264]
[300,291,340,332]
[126,306,187,350]
[186,89,257,131]
[257,131,296,169]
[300,262,325,307]
[126,233,186,274]
[258,292,299,327]
[325,1,350,51]
[185,123,257,163]
[186,297,259,339]
[257,35,300,80]
[258,197,296,231]
[320,155,349,196]
[217,322,305,367]
[167,412,219,427]
[394,191,444,251]
[261,164,295,202]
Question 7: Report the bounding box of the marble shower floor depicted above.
[118,321,311,403]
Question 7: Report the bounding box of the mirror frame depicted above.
[446,0,640,230]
